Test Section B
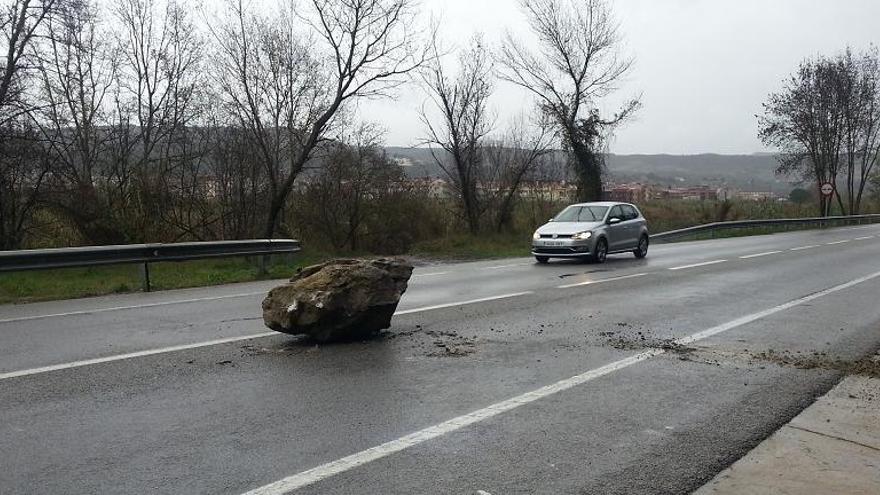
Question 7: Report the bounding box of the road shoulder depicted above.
[694,371,880,495]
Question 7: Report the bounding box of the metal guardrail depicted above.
[651,214,880,242]
[0,239,301,292]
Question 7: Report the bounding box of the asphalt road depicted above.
[2,225,880,494]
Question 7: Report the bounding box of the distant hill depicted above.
[606,153,795,191]
[386,147,799,192]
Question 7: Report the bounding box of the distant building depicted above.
[735,191,781,201]
[604,183,653,203]
[519,180,576,201]
[655,185,719,201]
[393,157,414,168]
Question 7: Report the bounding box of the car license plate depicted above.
[545,241,564,246]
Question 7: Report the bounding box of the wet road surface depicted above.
[2,225,880,494]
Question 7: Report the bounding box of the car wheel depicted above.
[634,235,649,259]
[535,256,549,264]
[591,238,608,264]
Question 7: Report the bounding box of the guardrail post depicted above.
[140,262,151,292]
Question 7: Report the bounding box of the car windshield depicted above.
[553,205,609,222]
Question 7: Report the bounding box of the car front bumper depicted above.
[531,238,593,257]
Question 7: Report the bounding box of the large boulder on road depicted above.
[262,258,414,343]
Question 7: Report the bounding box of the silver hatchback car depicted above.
[531,202,650,263]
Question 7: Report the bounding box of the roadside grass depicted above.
[0,252,329,305]
[411,233,528,260]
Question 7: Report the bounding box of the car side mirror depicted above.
[607,217,622,225]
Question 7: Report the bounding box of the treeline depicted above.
[0,0,639,251]
[1,0,433,250]
[760,47,880,216]
[7,0,876,255]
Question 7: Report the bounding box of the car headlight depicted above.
[533,232,541,240]
[573,231,592,240]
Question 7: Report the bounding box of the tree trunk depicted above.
[264,195,285,239]
[571,148,604,202]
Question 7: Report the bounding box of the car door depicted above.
[605,205,627,251]
[620,205,640,249]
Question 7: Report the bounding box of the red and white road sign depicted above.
[820,182,834,197]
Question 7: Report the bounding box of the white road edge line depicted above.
[1,270,459,323]
[854,236,875,241]
[790,245,820,251]
[826,240,850,245]
[557,273,649,289]
[0,292,534,381]
[411,272,450,278]
[668,259,727,271]
[0,292,267,325]
[240,269,880,495]
[739,250,783,259]
[0,332,279,381]
[394,292,533,315]
[1,266,525,324]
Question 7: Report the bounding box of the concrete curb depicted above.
[693,374,880,495]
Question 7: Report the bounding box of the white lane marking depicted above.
[854,236,875,241]
[411,272,450,278]
[557,273,649,289]
[240,269,880,495]
[826,240,850,245]
[241,350,664,495]
[668,260,727,271]
[0,332,279,381]
[394,292,533,315]
[739,250,783,259]
[0,292,267,325]
[481,263,533,270]
[0,265,518,324]
[0,268,498,323]
[677,269,880,345]
[790,245,820,251]
[0,292,534,381]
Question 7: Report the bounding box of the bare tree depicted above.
[212,0,429,238]
[208,123,267,239]
[0,0,60,124]
[112,0,204,240]
[114,0,201,156]
[498,0,639,201]
[870,170,880,205]
[421,36,493,234]
[34,0,122,243]
[483,114,553,232]
[156,123,217,241]
[759,47,880,216]
[836,48,880,214]
[295,123,414,251]
[0,119,50,248]
[0,0,62,248]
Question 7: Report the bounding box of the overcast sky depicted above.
[360,0,880,154]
